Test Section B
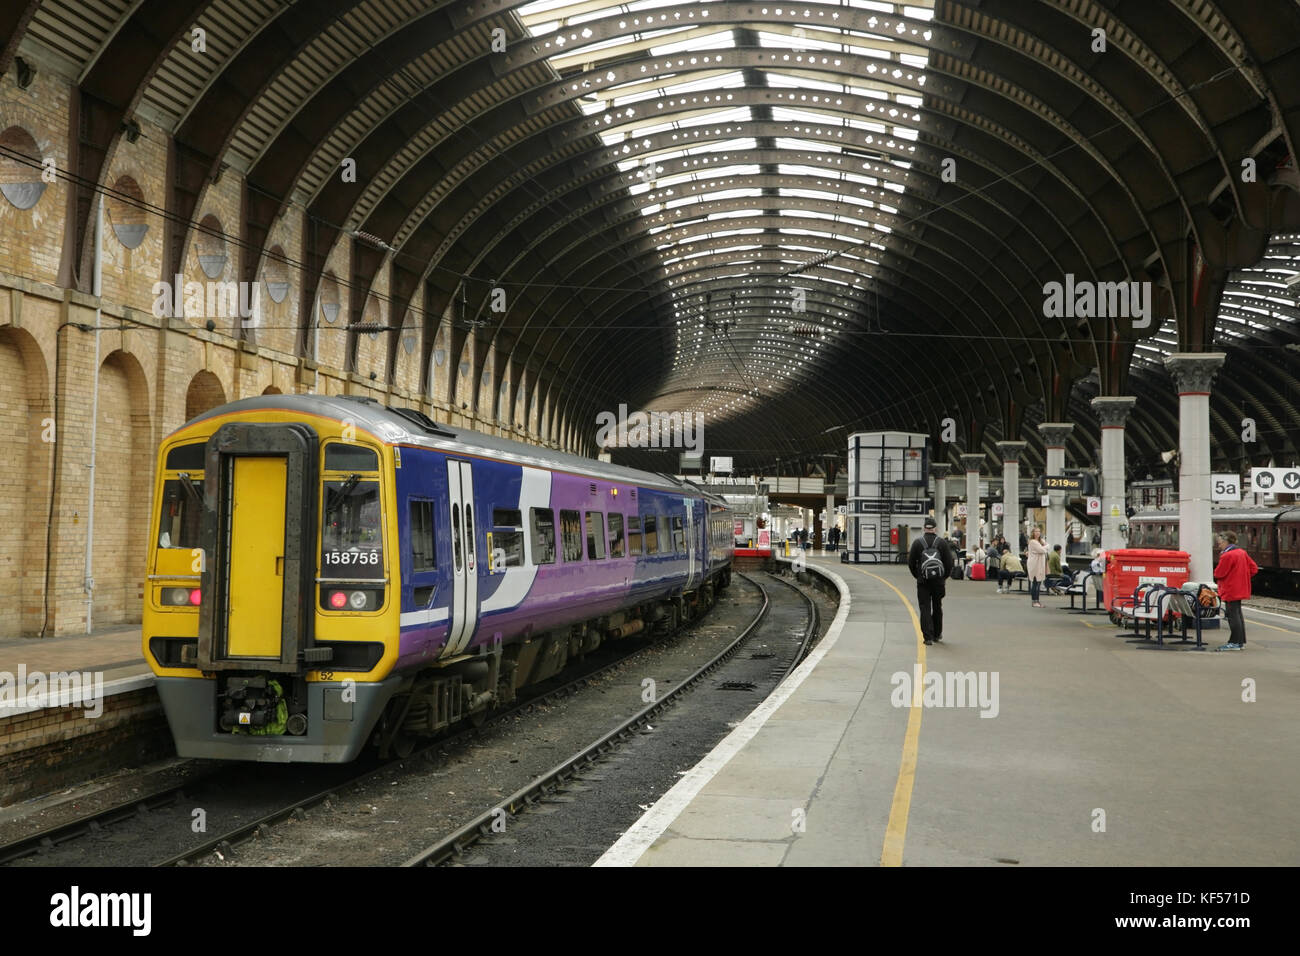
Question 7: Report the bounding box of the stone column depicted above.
[930,463,951,536]
[1037,423,1074,552]
[1165,353,1226,581]
[1090,396,1137,551]
[960,453,984,548]
[995,441,1027,544]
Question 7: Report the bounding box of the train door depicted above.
[196,422,317,673]
[443,460,479,657]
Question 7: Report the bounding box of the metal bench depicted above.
[1113,584,1179,643]
[1061,571,1104,613]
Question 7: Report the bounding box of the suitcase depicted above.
[969,562,986,581]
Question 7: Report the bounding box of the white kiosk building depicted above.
[843,431,931,563]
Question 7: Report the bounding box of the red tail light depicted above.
[329,591,348,609]
[189,589,202,606]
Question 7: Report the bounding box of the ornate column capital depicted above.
[930,463,952,479]
[995,440,1028,463]
[1037,422,1074,449]
[959,453,984,474]
[1090,396,1137,428]
[1164,352,1225,394]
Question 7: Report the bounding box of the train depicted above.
[1128,507,1300,593]
[143,394,734,762]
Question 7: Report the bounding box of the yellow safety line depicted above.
[847,566,924,867]
[1244,619,1297,635]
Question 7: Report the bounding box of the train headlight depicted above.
[161,587,201,607]
[348,590,368,610]
[329,591,348,609]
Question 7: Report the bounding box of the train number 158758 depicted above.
[323,550,380,566]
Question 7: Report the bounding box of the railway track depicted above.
[0,575,768,868]
[402,569,818,867]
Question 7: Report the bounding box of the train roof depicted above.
[1132,507,1300,521]
[176,394,728,504]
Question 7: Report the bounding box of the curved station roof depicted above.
[5,0,1299,477]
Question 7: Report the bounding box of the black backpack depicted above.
[918,534,945,580]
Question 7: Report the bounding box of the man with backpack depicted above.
[908,516,956,645]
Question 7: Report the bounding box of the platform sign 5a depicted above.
[1212,474,1242,501]
[1086,496,1101,515]
[1249,468,1300,494]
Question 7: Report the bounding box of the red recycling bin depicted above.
[1103,549,1190,611]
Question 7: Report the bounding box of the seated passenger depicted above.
[997,550,1024,593]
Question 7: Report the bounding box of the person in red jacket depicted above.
[1213,530,1258,651]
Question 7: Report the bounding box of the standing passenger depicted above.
[1026,527,1048,607]
[1213,530,1258,651]
[908,516,955,645]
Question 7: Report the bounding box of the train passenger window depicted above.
[530,508,556,564]
[492,509,524,568]
[672,516,685,552]
[465,504,476,569]
[325,443,379,472]
[1156,527,1167,547]
[322,479,383,578]
[627,516,642,555]
[158,477,204,549]
[608,513,625,558]
[586,512,606,560]
[409,500,435,572]
[451,503,463,572]
[643,515,658,553]
[560,510,583,562]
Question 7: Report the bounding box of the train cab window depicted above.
[643,515,659,553]
[158,475,204,549]
[322,478,383,578]
[165,442,206,471]
[586,512,606,560]
[672,515,685,552]
[409,500,436,572]
[560,510,583,562]
[608,513,625,558]
[530,508,556,564]
[325,443,379,472]
[627,516,643,555]
[492,509,524,568]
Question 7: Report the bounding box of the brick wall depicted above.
[0,689,170,806]
[0,55,558,640]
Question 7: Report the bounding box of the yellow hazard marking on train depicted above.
[848,566,924,867]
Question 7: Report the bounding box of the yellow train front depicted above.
[144,401,404,762]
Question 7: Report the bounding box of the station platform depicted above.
[597,556,1300,866]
